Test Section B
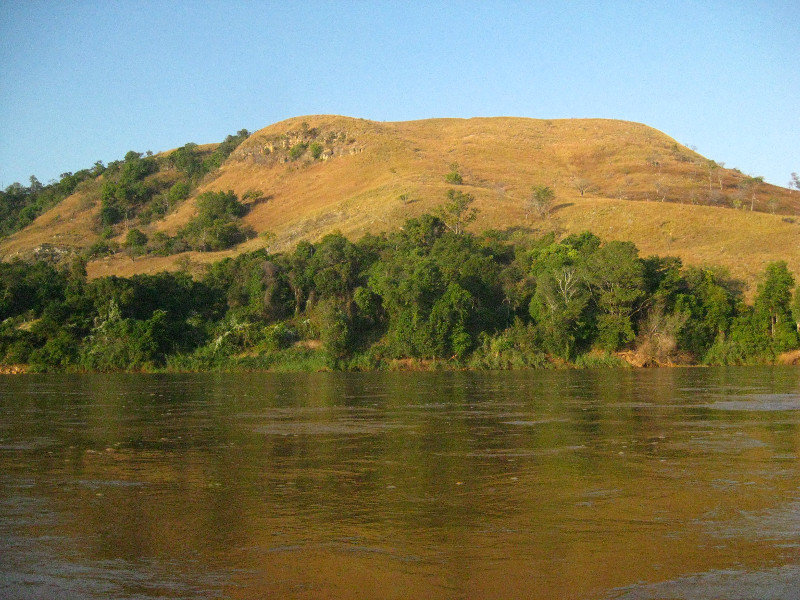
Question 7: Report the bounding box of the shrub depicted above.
[262,322,298,350]
[124,228,148,252]
[289,143,308,161]
[167,181,190,208]
[574,350,629,369]
[147,232,174,256]
[444,163,463,184]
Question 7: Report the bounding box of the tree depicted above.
[426,282,474,359]
[530,266,589,359]
[571,177,595,197]
[754,261,797,349]
[706,160,722,192]
[526,185,555,221]
[124,228,148,257]
[583,241,646,350]
[169,143,205,179]
[179,190,251,251]
[437,189,477,235]
[789,172,800,192]
[308,233,365,312]
[284,241,316,315]
[674,267,738,359]
[767,197,780,214]
[318,300,352,364]
[792,286,800,335]
[737,176,763,211]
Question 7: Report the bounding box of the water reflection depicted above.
[1,367,800,599]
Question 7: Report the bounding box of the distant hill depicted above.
[2,115,798,292]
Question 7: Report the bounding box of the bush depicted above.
[167,181,190,208]
[469,324,549,369]
[177,191,252,251]
[319,302,351,364]
[147,231,174,256]
[262,322,298,351]
[289,143,308,160]
[86,239,119,259]
[124,228,148,256]
[574,350,629,369]
[444,167,463,185]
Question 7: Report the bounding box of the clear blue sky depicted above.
[1,1,797,187]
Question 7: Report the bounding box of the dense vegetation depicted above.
[2,193,799,372]
[90,130,252,257]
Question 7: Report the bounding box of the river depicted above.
[1,368,800,599]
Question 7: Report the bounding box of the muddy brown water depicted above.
[1,368,800,599]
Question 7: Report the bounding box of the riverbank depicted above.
[6,346,799,375]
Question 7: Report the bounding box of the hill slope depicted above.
[2,115,798,291]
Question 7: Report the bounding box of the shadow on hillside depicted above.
[552,202,574,212]
[486,225,537,238]
[243,195,273,214]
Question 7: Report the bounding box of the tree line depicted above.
[1,195,798,372]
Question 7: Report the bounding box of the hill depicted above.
[2,115,798,292]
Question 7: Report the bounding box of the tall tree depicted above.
[583,241,645,350]
[754,261,797,349]
[437,189,477,235]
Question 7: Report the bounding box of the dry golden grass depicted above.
[557,196,800,294]
[3,115,798,293]
[0,182,102,257]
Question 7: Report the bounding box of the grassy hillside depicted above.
[2,115,798,292]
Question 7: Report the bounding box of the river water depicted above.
[1,368,800,599]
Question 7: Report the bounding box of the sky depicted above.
[1,1,798,188]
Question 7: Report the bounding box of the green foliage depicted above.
[289,143,308,160]
[530,265,589,359]
[309,142,324,160]
[263,322,298,351]
[177,190,252,251]
[675,267,739,359]
[470,321,549,369]
[792,286,800,336]
[444,163,463,185]
[318,301,352,364]
[202,130,250,172]
[169,143,205,179]
[754,261,798,350]
[1,169,99,239]
[0,260,67,320]
[124,228,148,256]
[584,241,645,350]
[4,129,249,245]
[574,350,629,369]
[2,212,798,371]
[86,238,119,259]
[147,232,174,256]
[99,151,159,226]
[700,263,798,363]
[436,189,477,235]
[167,181,191,207]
